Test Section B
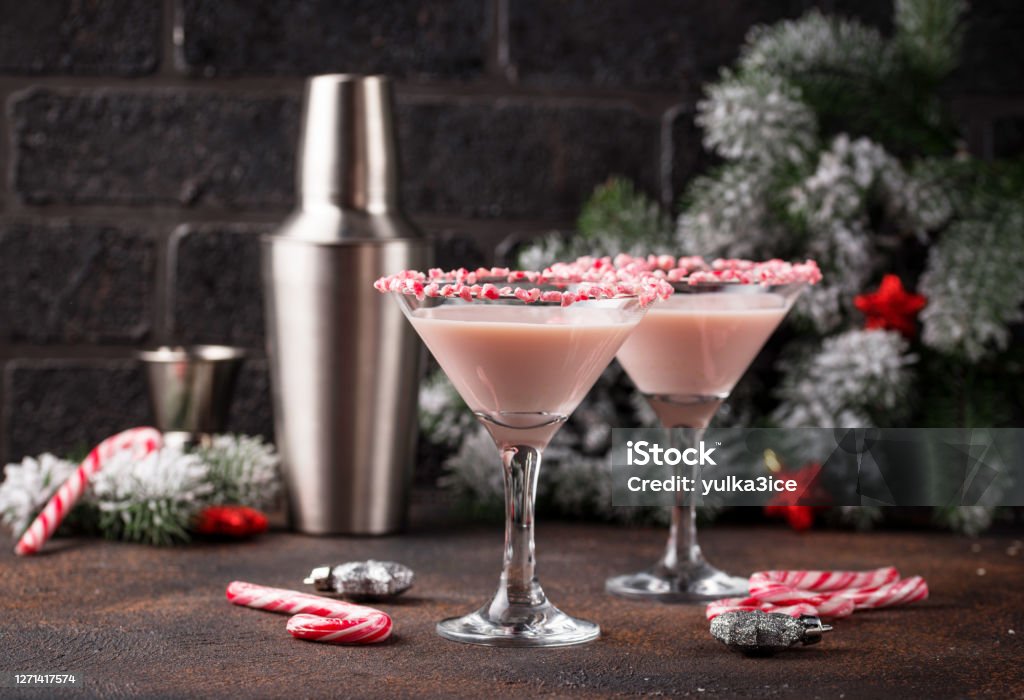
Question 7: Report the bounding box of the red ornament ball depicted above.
[194,505,268,538]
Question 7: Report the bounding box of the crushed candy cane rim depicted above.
[373,266,672,307]
[573,254,823,286]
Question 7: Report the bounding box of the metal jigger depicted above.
[137,346,246,448]
[262,74,429,535]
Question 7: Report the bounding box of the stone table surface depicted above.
[1,523,1022,698]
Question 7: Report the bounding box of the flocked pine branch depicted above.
[0,454,77,536]
[773,329,917,428]
[677,163,787,258]
[576,177,672,247]
[696,71,817,166]
[91,447,213,546]
[894,0,968,80]
[919,211,1024,362]
[740,7,953,155]
[740,10,893,83]
[198,434,282,511]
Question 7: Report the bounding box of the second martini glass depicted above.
[605,257,818,601]
[377,267,659,646]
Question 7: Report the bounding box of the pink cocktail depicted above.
[377,266,661,646]
[606,256,820,601]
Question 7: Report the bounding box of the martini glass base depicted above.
[437,600,600,647]
[606,561,749,603]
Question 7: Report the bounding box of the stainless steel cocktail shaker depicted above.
[263,74,430,534]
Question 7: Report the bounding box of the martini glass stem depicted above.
[660,427,705,573]
[498,444,545,606]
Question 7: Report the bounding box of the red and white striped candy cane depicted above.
[15,427,162,556]
[286,613,392,644]
[748,567,925,611]
[708,567,928,620]
[226,581,384,620]
[841,575,929,610]
[226,581,393,645]
[749,567,899,596]
[705,597,824,620]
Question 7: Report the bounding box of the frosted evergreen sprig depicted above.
[773,329,916,428]
[0,454,77,536]
[676,163,783,258]
[576,177,673,247]
[197,434,282,511]
[697,71,817,166]
[740,10,893,82]
[894,0,967,80]
[91,447,213,546]
[797,221,874,333]
[919,211,1024,362]
[788,135,894,225]
[437,424,504,509]
[418,371,476,448]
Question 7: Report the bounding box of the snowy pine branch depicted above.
[894,0,967,80]
[696,71,817,165]
[774,330,917,428]
[919,210,1024,361]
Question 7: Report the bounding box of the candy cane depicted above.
[15,427,162,556]
[286,613,392,645]
[842,576,929,610]
[226,581,392,645]
[706,597,825,620]
[749,567,926,611]
[749,567,899,595]
[708,567,927,621]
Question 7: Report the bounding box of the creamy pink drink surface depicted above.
[616,292,789,428]
[410,304,639,447]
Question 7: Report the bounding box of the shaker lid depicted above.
[280,74,423,242]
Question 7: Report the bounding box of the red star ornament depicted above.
[764,462,828,532]
[854,274,927,338]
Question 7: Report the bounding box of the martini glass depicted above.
[387,279,648,646]
[607,281,807,601]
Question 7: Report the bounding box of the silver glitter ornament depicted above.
[304,560,414,600]
[710,611,832,656]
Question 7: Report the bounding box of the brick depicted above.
[13,90,658,219]
[2,360,275,462]
[0,0,158,76]
[668,106,711,202]
[226,360,274,441]
[819,0,893,31]
[950,0,1024,94]
[11,90,299,208]
[992,115,1024,159]
[397,99,660,219]
[508,0,805,92]
[3,362,151,461]
[0,221,155,344]
[827,0,1024,95]
[178,0,486,79]
[431,229,494,270]
[170,222,508,352]
[170,225,267,349]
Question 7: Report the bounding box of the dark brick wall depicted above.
[1,0,1021,461]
